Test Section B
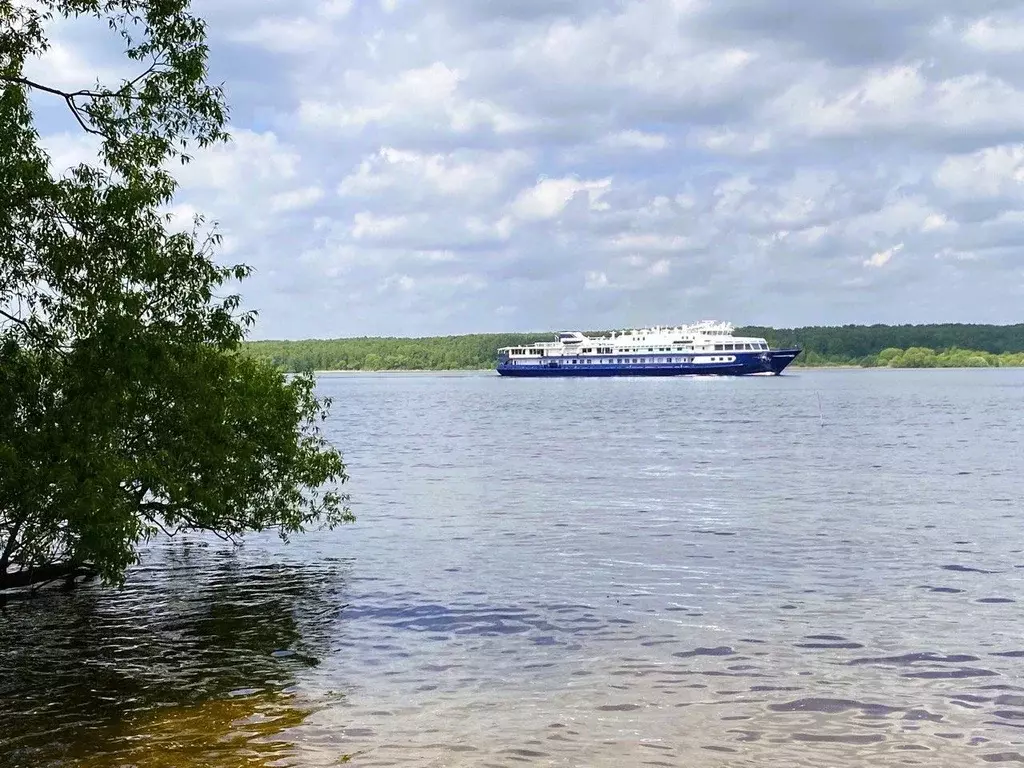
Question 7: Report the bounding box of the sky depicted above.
[23,0,1024,339]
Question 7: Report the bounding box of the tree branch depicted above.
[0,512,27,575]
[0,58,166,143]
[0,57,161,102]
[0,307,30,331]
[1,75,108,138]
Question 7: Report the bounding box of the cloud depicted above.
[963,14,1024,53]
[20,0,1024,337]
[227,0,354,52]
[297,62,531,138]
[337,147,532,205]
[864,243,904,268]
[600,131,669,151]
[510,176,612,220]
[933,144,1024,198]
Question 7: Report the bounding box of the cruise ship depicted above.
[496,321,801,377]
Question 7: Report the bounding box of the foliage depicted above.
[245,333,551,372]
[860,346,1024,369]
[744,323,1024,365]
[243,324,1024,372]
[1,1,348,591]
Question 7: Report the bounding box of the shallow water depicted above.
[3,369,1024,767]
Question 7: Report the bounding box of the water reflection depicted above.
[0,541,351,768]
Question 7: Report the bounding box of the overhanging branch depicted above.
[1,58,163,141]
[1,75,107,138]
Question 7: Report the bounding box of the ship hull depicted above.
[496,348,802,377]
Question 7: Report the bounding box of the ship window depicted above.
[715,344,724,351]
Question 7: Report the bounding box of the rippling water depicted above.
[3,369,1024,767]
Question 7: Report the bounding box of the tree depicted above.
[1,1,350,591]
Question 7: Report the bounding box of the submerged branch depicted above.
[0,562,97,592]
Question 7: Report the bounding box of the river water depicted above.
[2,369,1024,767]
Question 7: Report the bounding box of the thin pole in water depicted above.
[817,391,824,427]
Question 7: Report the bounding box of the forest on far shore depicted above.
[243,324,1024,372]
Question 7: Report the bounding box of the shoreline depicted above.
[302,364,1022,375]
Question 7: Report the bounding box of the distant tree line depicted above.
[243,324,1024,372]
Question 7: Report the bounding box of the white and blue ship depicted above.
[496,321,801,377]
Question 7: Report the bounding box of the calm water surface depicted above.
[3,369,1024,767]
